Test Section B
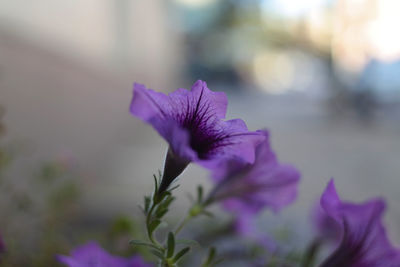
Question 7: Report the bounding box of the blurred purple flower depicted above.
[130,80,264,193]
[205,130,299,246]
[311,200,341,242]
[209,130,300,216]
[57,241,151,267]
[319,179,400,267]
[233,216,277,252]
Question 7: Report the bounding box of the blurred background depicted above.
[1,0,400,265]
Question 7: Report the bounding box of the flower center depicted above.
[175,88,231,159]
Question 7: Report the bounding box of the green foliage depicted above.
[197,185,203,203]
[167,232,175,258]
[130,172,203,266]
[202,247,223,267]
[0,123,84,266]
[172,246,190,264]
[148,219,162,237]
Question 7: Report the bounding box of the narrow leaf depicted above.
[144,196,151,213]
[163,195,175,208]
[207,247,216,264]
[167,232,175,258]
[168,184,180,192]
[153,174,158,193]
[149,219,161,235]
[157,191,170,203]
[173,247,191,263]
[156,208,168,219]
[158,169,162,182]
[197,185,203,203]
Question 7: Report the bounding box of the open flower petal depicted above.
[130,83,170,122]
[130,80,262,163]
[320,179,400,267]
[170,80,228,120]
[311,200,341,242]
[210,130,300,215]
[130,80,264,192]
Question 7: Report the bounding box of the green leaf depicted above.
[167,232,175,258]
[161,191,172,200]
[207,247,216,264]
[163,195,175,208]
[197,185,203,203]
[168,184,180,192]
[155,191,170,204]
[173,247,190,263]
[202,247,223,267]
[158,169,162,182]
[153,174,159,193]
[129,240,160,250]
[144,196,151,213]
[148,219,161,235]
[156,208,168,219]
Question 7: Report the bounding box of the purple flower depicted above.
[311,200,341,242]
[57,241,151,267]
[209,130,300,215]
[130,80,264,193]
[233,216,277,252]
[319,179,400,267]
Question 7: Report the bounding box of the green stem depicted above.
[146,201,162,248]
[301,238,322,267]
[174,203,206,235]
[174,214,193,235]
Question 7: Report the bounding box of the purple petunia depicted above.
[208,130,300,231]
[311,200,341,243]
[233,215,277,252]
[319,179,400,267]
[57,241,151,267]
[130,80,264,193]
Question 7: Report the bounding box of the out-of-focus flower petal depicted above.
[311,200,341,242]
[319,179,400,267]
[211,130,300,215]
[233,215,277,252]
[57,241,151,267]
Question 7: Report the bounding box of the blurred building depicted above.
[0,0,182,89]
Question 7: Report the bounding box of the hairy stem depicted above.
[146,201,162,248]
[174,215,193,235]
